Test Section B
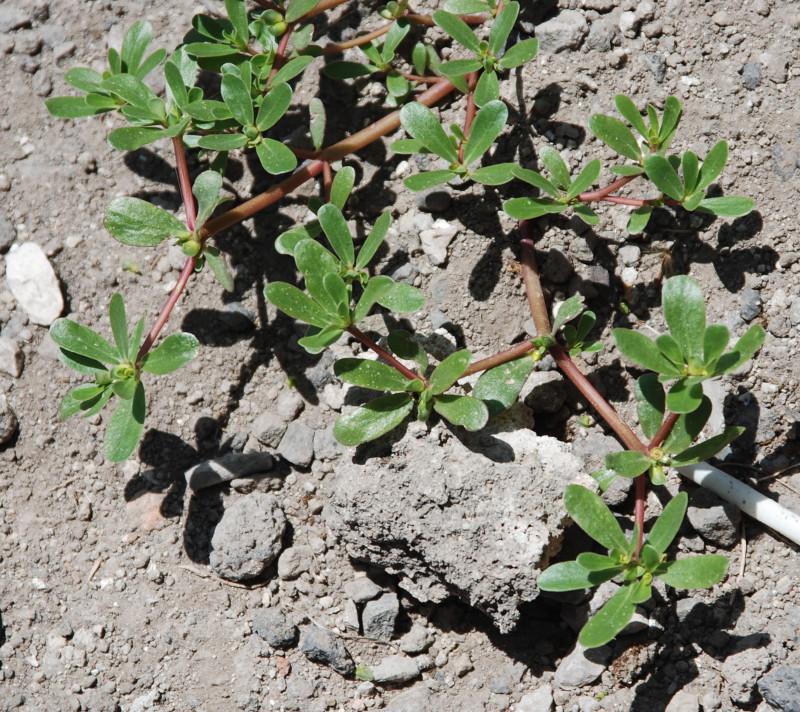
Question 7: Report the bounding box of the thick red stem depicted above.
[347,325,426,385]
[172,137,196,231]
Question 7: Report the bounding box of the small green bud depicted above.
[243,124,260,140]
[182,239,202,256]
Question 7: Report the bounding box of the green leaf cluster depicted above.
[504,147,602,224]
[396,100,516,189]
[50,294,198,461]
[265,203,425,354]
[538,486,727,647]
[433,3,538,107]
[551,295,603,356]
[333,340,489,445]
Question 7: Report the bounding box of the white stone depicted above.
[419,219,458,266]
[518,685,554,712]
[5,242,64,325]
[0,337,23,377]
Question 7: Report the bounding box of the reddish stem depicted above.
[324,23,392,54]
[172,137,196,232]
[598,196,650,207]
[405,12,486,26]
[458,72,479,164]
[347,325,426,385]
[648,411,680,451]
[267,28,293,89]
[463,340,536,377]
[578,174,639,202]
[401,72,442,84]
[322,161,333,203]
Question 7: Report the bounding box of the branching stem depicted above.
[347,325,426,385]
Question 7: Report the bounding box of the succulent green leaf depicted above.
[635,373,665,441]
[713,325,765,375]
[658,96,682,146]
[197,133,249,151]
[539,145,571,190]
[256,82,293,131]
[665,379,704,415]
[503,197,568,220]
[591,467,619,493]
[611,165,646,177]
[404,170,455,191]
[164,60,190,107]
[50,319,120,364]
[572,203,599,224]
[670,427,744,466]
[566,159,602,201]
[333,392,414,445]
[105,381,146,462]
[614,94,648,138]
[663,275,706,365]
[473,354,534,416]
[499,38,538,69]
[318,203,355,267]
[589,114,642,161]
[323,272,351,324]
[330,166,356,211]
[552,295,585,334]
[432,10,481,53]
[469,163,516,185]
[429,349,471,395]
[578,584,637,648]
[135,48,168,81]
[290,23,314,50]
[605,450,651,479]
[463,100,507,166]
[309,97,326,150]
[264,282,332,328]
[334,358,416,392]
[681,151,700,195]
[537,560,619,592]
[695,196,754,218]
[60,385,103,419]
[108,294,129,358]
[105,197,188,246]
[489,1,519,54]
[473,69,499,108]
[112,375,138,401]
[391,138,427,154]
[627,205,653,235]
[438,59,483,77]
[192,170,225,227]
[655,333,684,369]
[511,166,561,197]
[703,324,730,367]
[443,0,491,12]
[46,96,107,118]
[433,394,488,431]
[387,330,428,373]
[120,21,154,74]
[183,42,241,58]
[577,552,622,572]
[286,0,318,23]
[386,71,410,98]
[400,102,458,163]
[644,492,688,555]
[221,72,254,126]
[255,138,298,174]
[205,246,235,291]
[101,74,158,109]
[64,67,104,92]
[107,127,167,151]
[662,396,711,455]
[295,240,340,312]
[224,0,249,40]
[564,484,629,552]
[613,329,683,377]
[353,275,394,323]
[323,61,377,79]
[356,211,391,271]
[141,333,199,374]
[695,140,728,192]
[382,18,410,57]
[644,154,685,201]
[657,554,727,589]
[298,325,344,354]
[183,99,233,121]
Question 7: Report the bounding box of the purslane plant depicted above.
[47,1,768,648]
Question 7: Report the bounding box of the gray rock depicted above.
[758,666,800,712]
[252,608,298,649]
[0,395,18,445]
[619,244,642,266]
[399,624,433,655]
[740,287,762,322]
[327,423,587,633]
[741,62,762,90]
[536,10,589,53]
[415,189,451,213]
[385,685,432,711]
[665,690,700,712]
[313,425,345,460]
[277,421,315,467]
[0,7,31,32]
[251,411,287,448]
[0,211,16,252]
[0,337,23,377]
[722,646,771,706]
[686,488,741,549]
[285,674,315,699]
[6,242,64,325]
[362,592,399,642]
[276,390,304,421]
[387,261,418,286]
[277,545,313,580]
[184,452,274,491]
[371,655,420,685]
[209,494,287,581]
[344,577,382,604]
[521,371,567,414]
[543,247,573,283]
[518,685,554,712]
[584,18,616,52]
[554,644,611,688]
[675,597,703,624]
[488,676,512,694]
[299,625,354,676]
[643,53,667,82]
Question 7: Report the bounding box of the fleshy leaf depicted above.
[503,197,568,220]
[105,197,188,246]
[433,394,488,431]
[665,379,704,414]
[375,282,425,314]
[400,102,458,163]
[141,333,200,374]
[670,427,744,466]
[470,163,516,185]
[614,94,648,138]
[429,349,471,395]
[387,330,428,373]
[589,114,642,161]
[333,393,414,445]
[404,170,454,192]
[334,358,416,392]
[663,275,705,365]
[432,10,481,53]
[499,38,538,68]
[537,560,619,592]
[657,554,728,589]
[256,82,293,131]
[50,319,120,364]
[463,100,508,166]
[662,396,711,455]
[108,127,168,151]
[317,203,355,267]
[695,196,754,218]
[635,373,665,441]
[255,138,298,175]
[605,450,651,479]
[511,166,560,198]
[105,382,146,461]
[489,1,519,55]
[566,159,601,201]
[646,492,688,554]
[695,140,728,192]
[473,355,534,416]
[644,154,685,201]
[578,584,637,648]
[355,212,391,271]
[563,484,629,552]
[627,206,653,235]
[264,282,332,328]
[539,146,571,190]
[613,329,683,377]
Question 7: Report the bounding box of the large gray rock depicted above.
[252,608,297,649]
[327,419,587,632]
[362,593,399,642]
[371,655,420,685]
[535,10,589,53]
[209,494,286,581]
[554,644,612,688]
[385,685,432,711]
[300,625,354,676]
[758,666,800,712]
[686,488,741,549]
